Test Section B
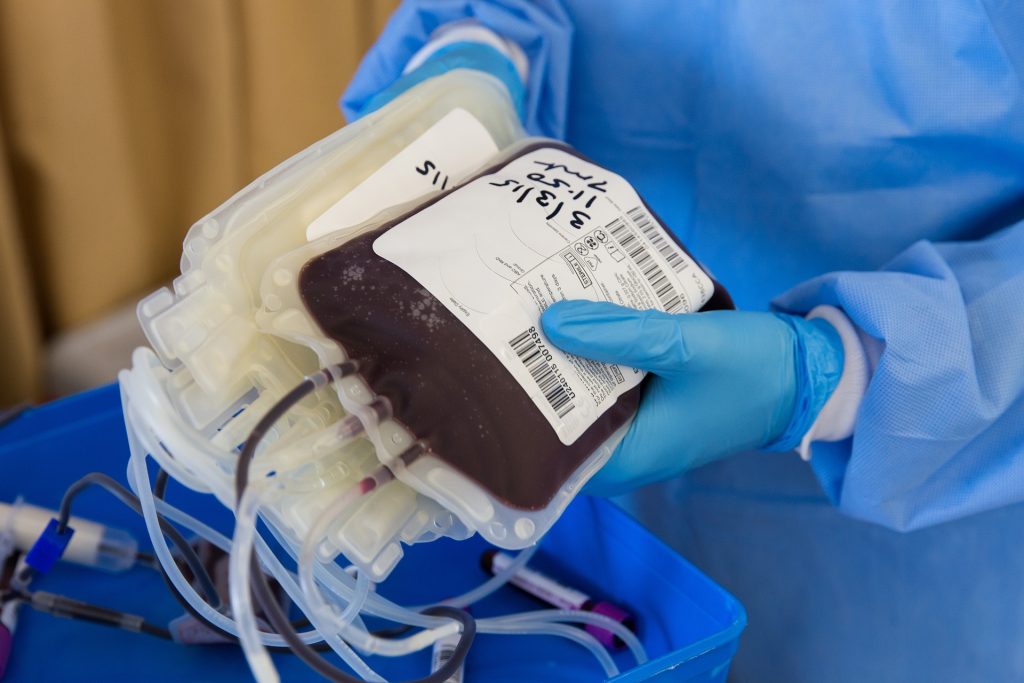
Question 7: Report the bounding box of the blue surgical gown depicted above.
[344,1,1024,680]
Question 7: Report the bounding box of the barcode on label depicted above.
[608,218,685,313]
[628,206,689,274]
[509,329,576,418]
[438,647,453,665]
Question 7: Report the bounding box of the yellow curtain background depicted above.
[0,0,398,406]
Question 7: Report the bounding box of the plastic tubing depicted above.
[297,482,369,635]
[132,421,628,678]
[267,520,444,630]
[265,524,375,618]
[127,441,292,645]
[340,617,459,658]
[252,542,382,681]
[229,483,281,683]
[411,544,539,611]
[228,483,388,682]
[126,443,338,649]
[126,358,509,632]
[140,481,383,681]
[484,610,647,665]
[310,564,638,663]
[125,357,447,630]
[478,621,618,678]
[140,442,623,673]
[340,570,371,630]
[126,359,633,673]
[126,372,440,636]
[292,475,462,658]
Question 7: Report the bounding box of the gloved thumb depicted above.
[540,300,691,374]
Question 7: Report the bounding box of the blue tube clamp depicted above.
[24,519,74,574]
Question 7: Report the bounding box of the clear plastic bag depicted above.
[123,69,525,580]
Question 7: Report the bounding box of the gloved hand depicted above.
[351,40,528,123]
[341,2,573,137]
[541,300,845,495]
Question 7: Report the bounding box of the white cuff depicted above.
[403,19,529,86]
[796,305,874,460]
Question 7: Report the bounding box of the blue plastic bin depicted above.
[0,384,745,682]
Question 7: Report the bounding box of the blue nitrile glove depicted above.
[342,2,572,137]
[356,40,527,122]
[541,301,845,496]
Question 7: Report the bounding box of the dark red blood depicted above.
[298,144,732,511]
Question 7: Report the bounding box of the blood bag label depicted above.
[374,146,714,445]
[306,108,499,241]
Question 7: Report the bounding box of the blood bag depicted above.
[121,67,732,581]
[256,140,732,551]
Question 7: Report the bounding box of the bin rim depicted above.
[592,496,748,681]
